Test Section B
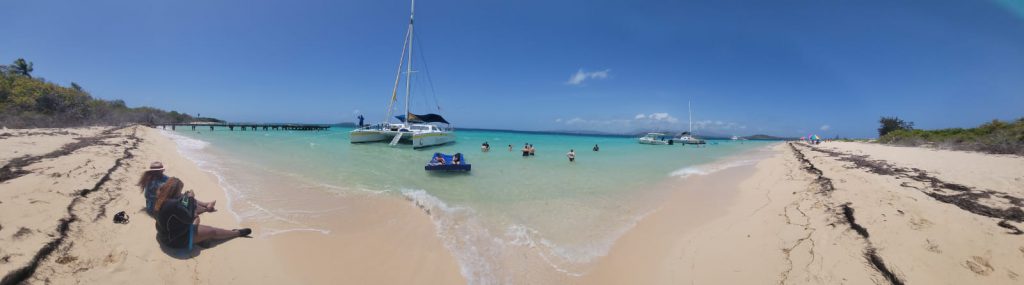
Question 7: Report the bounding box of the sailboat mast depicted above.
[688,101,692,133]
[403,0,416,123]
[385,28,411,124]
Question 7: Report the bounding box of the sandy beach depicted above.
[582,142,1024,284]
[3,126,1023,284]
[0,126,463,284]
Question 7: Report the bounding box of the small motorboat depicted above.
[425,153,471,172]
[639,133,673,145]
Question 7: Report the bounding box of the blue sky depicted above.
[3,0,1023,137]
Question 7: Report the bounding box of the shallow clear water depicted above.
[161,127,773,283]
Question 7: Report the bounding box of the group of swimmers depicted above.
[479,141,599,162]
[138,162,251,252]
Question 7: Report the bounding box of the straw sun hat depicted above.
[147,161,165,172]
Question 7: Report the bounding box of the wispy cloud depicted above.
[820,124,831,131]
[566,68,611,85]
[693,120,745,130]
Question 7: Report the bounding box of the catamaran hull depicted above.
[349,130,391,143]
[412,132,455,148]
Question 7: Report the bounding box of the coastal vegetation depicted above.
[878,117,1024,155]
[0,58,219,128]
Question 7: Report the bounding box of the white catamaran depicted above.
[349,0,455,148]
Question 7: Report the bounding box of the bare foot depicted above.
[208,200,217,212]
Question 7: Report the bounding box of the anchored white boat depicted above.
[671,101,706,145]
[639,133,673,145]
[350,0,455,148]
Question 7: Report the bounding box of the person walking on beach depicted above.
[138,162,215,215]
[154,177,250,251]
[593,144,599,152]
[567,149,576,162]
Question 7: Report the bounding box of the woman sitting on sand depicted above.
[138,162,216,215]
[153,177,250,250]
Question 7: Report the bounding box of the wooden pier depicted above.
[155,123,331,131]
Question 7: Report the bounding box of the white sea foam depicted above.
[159,130,244,223]
[401,188,655,284]
[259,227,331,238]
[670,158,758,178]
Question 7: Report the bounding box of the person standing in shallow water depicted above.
[567,149,576,162]
[593,144,599,152]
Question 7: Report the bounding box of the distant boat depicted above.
[639,133,673,145]
[671,101,706,145]
[349,0,455,149]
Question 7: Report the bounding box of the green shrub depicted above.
[1,58,215,128]
[879,118,1024,155]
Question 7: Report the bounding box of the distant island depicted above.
[0,58,216,128]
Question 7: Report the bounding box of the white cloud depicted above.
[820,125,831,131]
[566,68,611,85]
[634,113,646,119]
[645,112,679,123]
[555,118,563,123]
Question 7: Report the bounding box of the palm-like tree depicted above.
[11,58,33,77]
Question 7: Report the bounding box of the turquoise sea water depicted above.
[161,127,773,282]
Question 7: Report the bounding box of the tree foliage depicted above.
[878,116,914,137]
[1,58,221,128]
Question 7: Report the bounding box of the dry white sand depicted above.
[580,142,1024,284]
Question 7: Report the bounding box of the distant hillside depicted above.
[0,58,214,128]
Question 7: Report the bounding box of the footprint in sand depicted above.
[964,256,995,276]
[925,239,941,254]
[909,217,933,230]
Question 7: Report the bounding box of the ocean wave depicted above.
[669,158,758,178]
[401,188,654,284]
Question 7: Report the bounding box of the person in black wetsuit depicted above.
[154,178,250,251]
